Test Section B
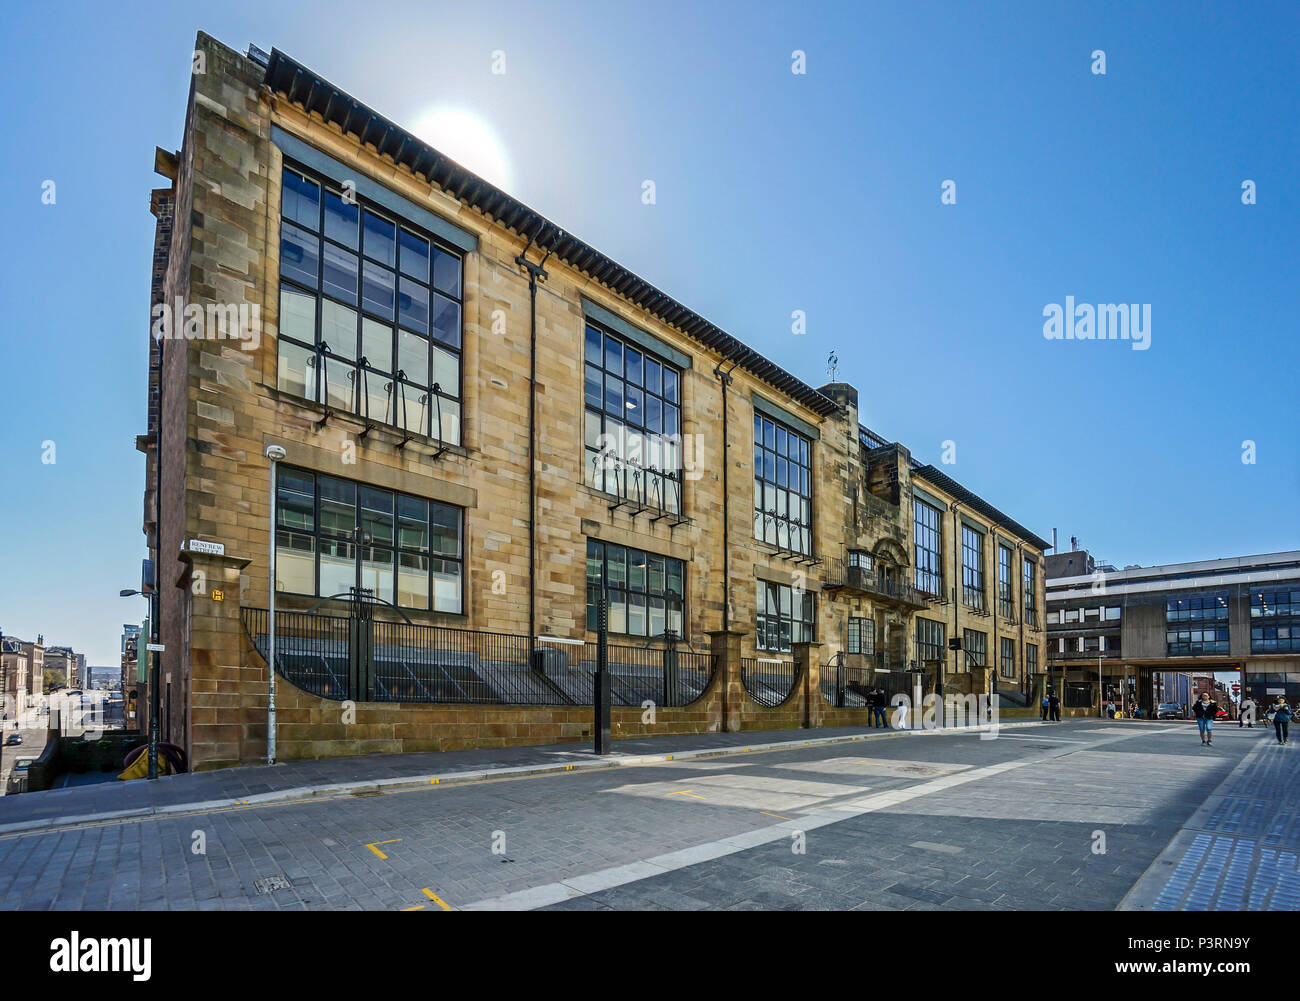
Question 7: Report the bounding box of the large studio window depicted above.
[275,467,463,613]
[753,414,813,556]
[756,581,815,652]
[583,323,682,513]
[277,165,463,445]
[914,500,943,596]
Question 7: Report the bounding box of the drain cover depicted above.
[253,875,293,894]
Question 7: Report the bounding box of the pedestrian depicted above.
[874,689,889,729]
[1041,693,1050,722]
[1192,692,1217,746]
[1105,700,1116,719]
[1239,696,1255,728]
[1048,692,1061,722]
[1272,697,1292,745]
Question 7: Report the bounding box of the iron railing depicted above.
[241,608,714,707]
[740,657,797,707]
[822,556,928,607]
[820,658,876,708]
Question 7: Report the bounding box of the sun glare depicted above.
[410,109,512,191]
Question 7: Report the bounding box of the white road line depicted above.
[458,757,1031,910]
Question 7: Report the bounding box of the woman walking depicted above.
[1272,697,1292,745]
[1192,693,1217,746]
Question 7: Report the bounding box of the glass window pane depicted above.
[319,476,356,538]
[431,503,460,557]
[279,285,316,344]
[361,317,393,373]
[281,170,320,229]
[433,247,461,298]
[432,293,461,348]
[644,359,661,395]
[399,229,430,281]
[625,348,643,384]
[275,529,315,595]
[397,331,430,386]
[324,189,358,246]
[604,336,622,374]
[398,278,429,334]
[585,325,603,364]
[628,551,646,591]
[363,210,396,266]
[434,397,460,446]
[280,222,319,289]
[319,538,355,598]
[397,552,429,609]
[397,495,429,552]
[432,558,462,613]
[321,301,357,359]
[277,339,317,401]
[585,369,602,408]
[361,546,394,604]
[432,344,459,394]
[605,373,623,413]
[322,244,359,306]
[362,261,395,318]
[662,367,679,403]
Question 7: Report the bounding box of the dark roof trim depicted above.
[911,464,1051,552]
[752,392,820,442]
[262,48,839,419]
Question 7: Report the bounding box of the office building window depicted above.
[1250,589,1300,653]
[847,617,875,656]
[753,414,813,555]
[1000,637,1015,678]
[277,165,463,444]
[914,500,943,595]
[275,466,462,612]
[1026,643,1038,676]
[962,526,986,610]
[584,323,682,513]
[756,581,815,652]
[916,617,946,666]
[1023,558,1038,625]
[585,540,684,637]
[1166,594,1228,623]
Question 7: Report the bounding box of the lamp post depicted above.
[265,445,287,765]
[119,588,156,777]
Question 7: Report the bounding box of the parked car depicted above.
[4,734,22,746]
[1156,703,1186,720]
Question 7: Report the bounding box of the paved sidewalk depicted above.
[1121,734,1298,910]
[0,718,1055,835]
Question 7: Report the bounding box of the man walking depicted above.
[1193,692,1217,746]
[1239,695,1255,728]
[1048,691,1061,722]
[1041,693,1050,722]
[873,689,889,729]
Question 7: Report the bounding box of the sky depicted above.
[0,0,1296,664]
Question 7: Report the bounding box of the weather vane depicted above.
[827,350,839,381]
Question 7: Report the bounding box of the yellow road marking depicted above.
[365,838,403,859]
[430,777,440,784]
[666,755,673,761]
[421,888,453,911]
[400,905,425,911]
[665,790,706,800]
[760,811,792,820]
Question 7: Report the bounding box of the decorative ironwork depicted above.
[740,657,798,708]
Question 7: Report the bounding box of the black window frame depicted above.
[963,628,987,669]
[752,413,813,556]
[276,163,465,445]
[961,525,986,611]
[847,616,875,656]
[274,465,464,614]
[585,539,685,638]
[998,544,1014,618]
[583,321,683,514]
[1000,636,1015,678]
[914,500,943,596]
[916,617,946,666]
[756,580,815,653]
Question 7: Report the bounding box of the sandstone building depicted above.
[141,34,1049,769]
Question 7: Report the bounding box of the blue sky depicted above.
[0,0,1296,663]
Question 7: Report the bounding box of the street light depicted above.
[119,588,157,778]
[265,444,286,765]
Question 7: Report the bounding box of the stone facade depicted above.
[146,33,1048,769]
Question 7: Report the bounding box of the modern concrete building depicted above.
[1046,545,1300,713]
[139,33,1049,769]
